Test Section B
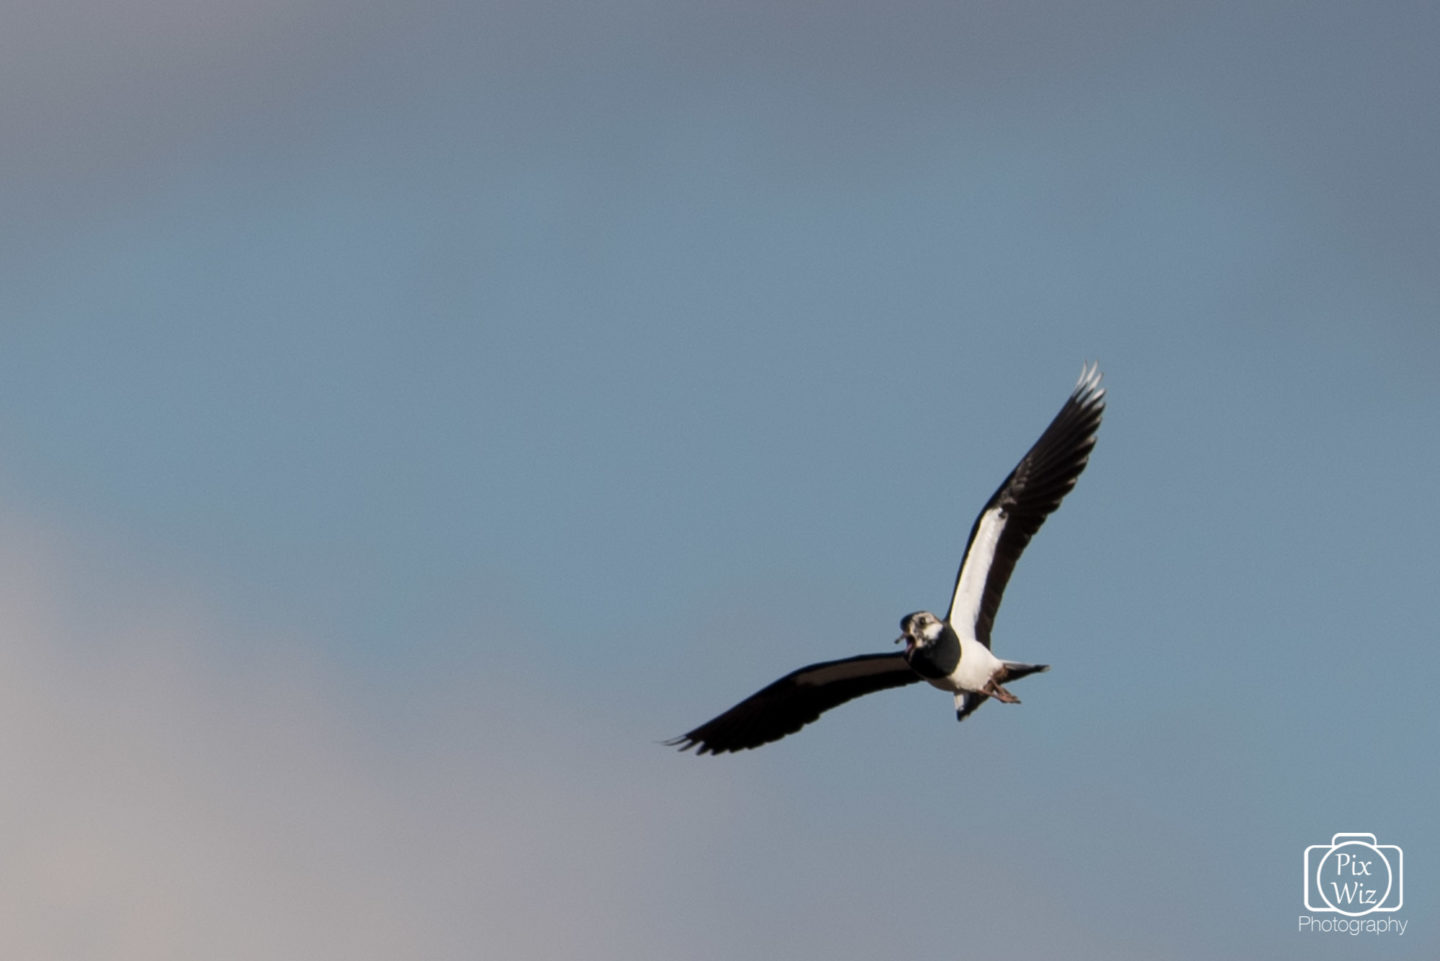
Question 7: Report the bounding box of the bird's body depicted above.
[899,610,1050,720]
[669,363,1106,754]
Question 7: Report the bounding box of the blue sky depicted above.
[2,1,1437,957]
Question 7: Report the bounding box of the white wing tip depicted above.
[1074,361,1105,402]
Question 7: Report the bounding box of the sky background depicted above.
[2,1,1437,958]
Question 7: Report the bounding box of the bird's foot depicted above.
[984,680,1020,704]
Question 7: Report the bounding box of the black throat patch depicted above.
[904,622,961,679]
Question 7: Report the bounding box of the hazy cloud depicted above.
[0,512,741,960]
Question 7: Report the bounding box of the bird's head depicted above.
[896,611,944,655]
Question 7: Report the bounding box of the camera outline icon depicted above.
[1303,833,1403,916]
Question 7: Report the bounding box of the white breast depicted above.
[922,631,1003,694]
[951,635,1003,691]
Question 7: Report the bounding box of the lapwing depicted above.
[668,363,1105,754]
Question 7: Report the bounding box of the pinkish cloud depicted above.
[0,512,741,960]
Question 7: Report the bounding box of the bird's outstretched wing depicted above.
[668,653,922,754]
[947,363,1105,647]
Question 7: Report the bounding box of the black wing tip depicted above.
[664,734,741,756]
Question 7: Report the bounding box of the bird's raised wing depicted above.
[947,363,1105,647]
[668,652,922,754]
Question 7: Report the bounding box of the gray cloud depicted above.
[5,0,1436,296]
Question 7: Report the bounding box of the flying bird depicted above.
[668,363,1106,754]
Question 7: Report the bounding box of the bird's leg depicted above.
[984,679,1021,704]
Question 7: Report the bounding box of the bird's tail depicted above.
[1000,661,1050,682]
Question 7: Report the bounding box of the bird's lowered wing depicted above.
[947,363,1105,647]
[668,652,922,754]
